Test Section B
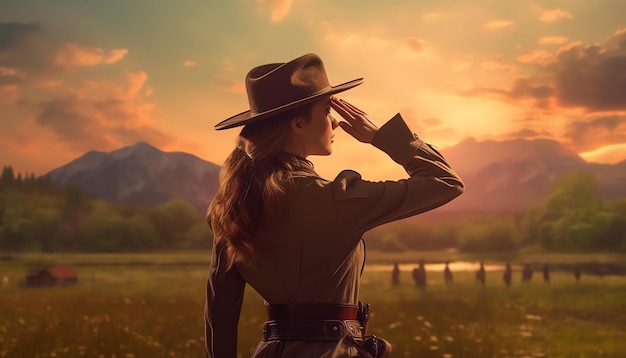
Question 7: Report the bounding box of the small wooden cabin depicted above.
[25,265,78,287]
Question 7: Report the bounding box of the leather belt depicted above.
[266,303,359,321]
[262,320,363,342]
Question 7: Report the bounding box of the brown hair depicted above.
[207,104,317,269]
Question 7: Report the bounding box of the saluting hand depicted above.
[331,97,379,144]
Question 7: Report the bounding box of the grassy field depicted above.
[1,251,625,358]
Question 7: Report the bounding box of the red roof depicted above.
[26,265,77,279]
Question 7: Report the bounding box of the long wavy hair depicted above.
[207,104,317,269]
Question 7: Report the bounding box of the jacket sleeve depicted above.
[332,113,464,233]
[204,240,246,358]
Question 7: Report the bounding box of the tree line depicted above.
[1,166,625,253]
[364,172,626,253]
[0,166,211,252]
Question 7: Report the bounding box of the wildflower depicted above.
[525,314,541,321]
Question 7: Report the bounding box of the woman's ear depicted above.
[290,118,304,134]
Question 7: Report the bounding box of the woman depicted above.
[205,53,464,357]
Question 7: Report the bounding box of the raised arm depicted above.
[330,99,464,233]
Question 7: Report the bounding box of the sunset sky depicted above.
[1,0,625,181]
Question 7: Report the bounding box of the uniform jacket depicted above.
[205,114,464,357]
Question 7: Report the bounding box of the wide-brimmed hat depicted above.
[215,53,363,130]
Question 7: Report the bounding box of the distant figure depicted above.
[412,259,427,289]
[522,264,533,283]
[574,265,581,282]
[503,262,512,288]
[392,262,400,288]
[444,261,453,285]
[543,264,550,285]
[476,261,486,286]
[2,276,8,286]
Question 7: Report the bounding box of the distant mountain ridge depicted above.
[46,141,220,212]
[45,139,626,214]
[438,138,626,213]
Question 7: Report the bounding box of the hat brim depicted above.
[214,78,364,130]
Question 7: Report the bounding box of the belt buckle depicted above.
[346,321,362,338]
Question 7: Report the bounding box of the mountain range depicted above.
[46,141,220,212]
[45,139,626,214]
[439,138,626,213]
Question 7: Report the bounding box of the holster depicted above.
[362,335,392,358]
[356,302,392,358]
[356,301,370,335]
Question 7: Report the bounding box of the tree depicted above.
[457,218,521,252]
[542,172,600,221]
[83,210,159,252]
[147,199,202,248]
[60,185,90,248]
[0,166,15,189]
[25,208,64,252]
[181,221,214,249]
[531,172,626,251]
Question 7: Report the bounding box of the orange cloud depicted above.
[506,128,554,139]
[395,37,435,59]
[0,85,17,103]
[421,12,442,21]
[0,21,53,88]
[0,128,43,155]
[459,24,626,156]
[516,49,552,64]
[452,55,474,71]
[538,36,569,45]
[322,25,390,48]
[321,24,434,62]
[402,37,428,53]
[580,143,626,164]
[183,60,198,67]
[32,70,172,153]
[55,42,128,67]
[0,66,17,76]
[126,71,148,99]
[564,115,626,152]
[481,59,516,72]
[257,0,293,22]
[214,74,245,94]
[464,28,626,113]
[531,5,573,23]
[483,20,513,30]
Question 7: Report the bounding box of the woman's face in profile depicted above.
[299,96,338,157]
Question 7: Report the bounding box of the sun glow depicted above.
[580,143,626,164]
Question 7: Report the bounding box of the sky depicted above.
[1,0,625,181]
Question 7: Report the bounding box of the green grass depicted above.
[1,252,625,357]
